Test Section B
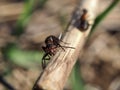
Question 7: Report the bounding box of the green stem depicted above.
[90,0,120,36]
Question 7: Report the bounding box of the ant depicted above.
[76,9,91,31]
[42,35,75,69]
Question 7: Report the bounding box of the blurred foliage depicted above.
[90,0,120,36]
[14,0,48,36]
[7,46,43,68]
[14,0,34,36]
[2,44,43,69]
[70,61,84,90]
[2,0,48,69]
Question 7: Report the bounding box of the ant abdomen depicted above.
[76,9,90,31]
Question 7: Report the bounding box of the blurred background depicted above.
[0,0,120,90]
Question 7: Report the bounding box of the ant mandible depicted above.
[77,9,91,31]
[42,35,75,69]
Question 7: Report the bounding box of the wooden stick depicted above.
[33,0,99,90]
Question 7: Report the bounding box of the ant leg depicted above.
[42,53,51,69]
[42,46,47,53]
[58,44,66,51]
[42,59,46,69]
[58,43,75,51]
[42,53,48,69]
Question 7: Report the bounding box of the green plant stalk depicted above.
[15,0,34,36]
[14,0,48,36]
[90,0,120,35]
[18,0,34,27]
[71,61,84,90]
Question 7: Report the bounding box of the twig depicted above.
[33,0,99,90]
[0,75,16,90]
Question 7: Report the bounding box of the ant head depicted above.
[45,36,54,45]
[83,9,87,13]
